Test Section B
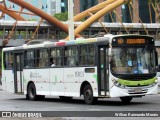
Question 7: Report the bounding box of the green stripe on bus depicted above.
[117,77,157,86]
[53,75,57,85]
[75,39,88,44]
[23,75,27,83]
[93,74,97,82]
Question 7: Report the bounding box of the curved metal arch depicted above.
[8,0,81,38]
[74,0,116,21]
[0,4,26,20]
[73,0,130,35]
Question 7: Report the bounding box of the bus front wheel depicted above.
[83,84,97,105]
[120,97,132,104]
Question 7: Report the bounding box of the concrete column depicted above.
[133,0,139,23]
[116,6,122,22]
[74,0,80,15]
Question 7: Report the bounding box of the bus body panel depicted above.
[50,68,65,96]
[2,70,14,93]
[63,67,98,97]
[64,67,80,97]
[23,69,50,95]
[36,69,50,95]
[24,67,98,97]
[1,70,6,91]
[23,69,37,94]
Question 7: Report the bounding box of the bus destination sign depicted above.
[127,39,145,44]
[117,39,145,45]
[112,37,154,46]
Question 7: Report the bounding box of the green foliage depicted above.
[53,12,68,21]
[28,19,37,21]
[0,31,3,35]
[53,12,86,22]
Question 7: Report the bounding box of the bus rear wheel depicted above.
[27,83,37,101]
[83,84,97,105]
[120,97,132,104]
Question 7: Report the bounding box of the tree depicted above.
[53,12,68,21]
[28,19,37,21]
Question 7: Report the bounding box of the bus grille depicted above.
[128,89,148,94]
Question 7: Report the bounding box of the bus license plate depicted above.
[134,88,142,93]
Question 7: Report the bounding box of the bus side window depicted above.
[69,50,75,66]
[80,45,95,66]
[50,49,56,67]
[50,48,62,67]
[37,49,48,68]
[64,49,69,66]
[4,52,13,69]
[64,46,77,66]
[88,45,95,65]
[24,50,35,68]
[56,49,62,66]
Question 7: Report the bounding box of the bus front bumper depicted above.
[110,83,158,98]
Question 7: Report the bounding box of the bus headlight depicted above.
[155,79,158,83]
[114,81,125,88]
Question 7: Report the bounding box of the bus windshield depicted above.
[110,47,156,75]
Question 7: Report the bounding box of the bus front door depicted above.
[98,46,109,96]
[14,53,24,94]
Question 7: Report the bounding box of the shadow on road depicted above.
[9,96,149,106]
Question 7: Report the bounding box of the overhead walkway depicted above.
[0,21,159,46]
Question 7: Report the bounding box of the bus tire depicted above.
[27,83,37,101]
[120,96,132,104]
[83,84,97,105]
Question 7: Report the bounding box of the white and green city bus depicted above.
[1,34,158,104]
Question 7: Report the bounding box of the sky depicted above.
[4,0,49,21]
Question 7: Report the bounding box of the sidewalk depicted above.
[0,85,2,90]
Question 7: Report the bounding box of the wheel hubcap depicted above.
[29,86,35,98]
[85,89,92,100]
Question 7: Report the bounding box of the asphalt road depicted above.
[0,86,160,119]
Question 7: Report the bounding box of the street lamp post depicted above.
[68,0,74,40]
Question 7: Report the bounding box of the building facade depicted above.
[2,0,160,23]
[61,0,160,23]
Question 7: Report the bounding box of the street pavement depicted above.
[0,86,160,120]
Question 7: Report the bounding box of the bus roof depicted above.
[3,47,15,52]
[2,34,153,51]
